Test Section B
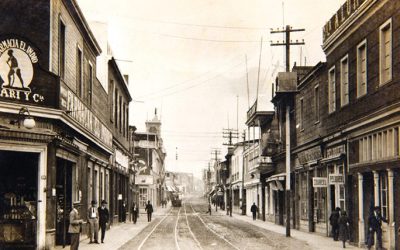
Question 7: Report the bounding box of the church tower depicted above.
[146,108,161,135]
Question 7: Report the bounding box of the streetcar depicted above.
[171,193,182,207]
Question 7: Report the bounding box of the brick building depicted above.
[0,0,132,249]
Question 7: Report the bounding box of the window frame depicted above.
[340,55,349,107]
[299,97,304,131]
[314,85,320,123]
[356,39,367,98]
[379,18,392,86]
[58,16,66,79]
[88,61,94,107]
[328,66,336,113]
[76,45,83,98]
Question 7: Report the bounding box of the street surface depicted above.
[120,196,309,250]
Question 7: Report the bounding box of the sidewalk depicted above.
[53,205,170,250]
[217,209,362,250]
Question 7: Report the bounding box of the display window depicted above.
[0,150,39,249]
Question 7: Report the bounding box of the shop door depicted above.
[55,159,73,246]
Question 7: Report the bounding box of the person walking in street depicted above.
[250,202,258,220]
[338,210,350,248]
[87,200,99,244]
[207,203,212,215]
[367,206,388,250]
[330,207,341,241]
[145,200,153,222]
[68,201,83,250]
[98,200,109,244]
[131,202,139,224]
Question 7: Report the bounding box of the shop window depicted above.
[314,168,326,222]
[380,172,388,219]
[336,165,345,210]
[357,40,367,98]
[328,66,336,113]
[379,19,392,85]
[300,172,308,220]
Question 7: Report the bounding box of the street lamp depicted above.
[10,107,36,129]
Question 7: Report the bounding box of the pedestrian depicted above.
[367,206,388,250]
[250,202,258,220]
[121,201,127,223]
[68,201,83,250]
[329,207,341,241]
[131,202,138,224]
[98,200,109,244]
[87,200,99,244]
[145,200,153,222]
[338,211,350,248]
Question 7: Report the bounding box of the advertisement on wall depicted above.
[0,37,59,108]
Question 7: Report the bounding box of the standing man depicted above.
[98,200,109,244]
[329,207,341,241]
[250,202,258,220]
[367,206,388,250]
[131,202,138,224]
[145,200,153,222]
[87,200,99,244]
[68,201,83,250]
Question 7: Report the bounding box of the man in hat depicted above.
[68,201,83,250]
[367,206,388,250]
[87,200,99,244]
[98,200,109,243]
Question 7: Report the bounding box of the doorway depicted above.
[55,158,73,246]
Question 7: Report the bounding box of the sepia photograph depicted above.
[0,0,397,249]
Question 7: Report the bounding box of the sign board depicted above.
[0,37,59,108]
[326,145,345,158]
[137,175,154,185]
[313,177,328,188]
[298,146,322,165]
[323,0,367,42]
[118,194,122,200]
[329,174,344,185]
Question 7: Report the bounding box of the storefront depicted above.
[265,173,285,225]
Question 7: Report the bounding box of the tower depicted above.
[146,108,161,135]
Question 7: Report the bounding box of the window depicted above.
[125,106,129,138]
[328,67,336,113]
[379,19,392,85]
[300,172,308,220]
[340,56,349,106]
[335,165,345,210]
[122,102,126,137]
[110,80,114,122]
[357,40,367,97]
[59,18,66,79]
[314,85,320,122]
[300,98,304,130]
[114,90,118,129]
[88,62,93,106]
[119,96,122,133]
[76,47,83,98]
[314,168,327,222]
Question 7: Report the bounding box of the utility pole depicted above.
[241,130,246,215]
[270,25,305,71]
[223,129,239,146]
[271,25,305,238]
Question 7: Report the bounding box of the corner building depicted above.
[0,0,118,249]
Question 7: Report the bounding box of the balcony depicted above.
[246,96,274,127]
[245,143,274,175]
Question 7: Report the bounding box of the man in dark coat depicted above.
[98,200,109,243]
[338,211,350,248]
[329,207,341,241]
[250,202,258,220]
[131,202,139,224]
[367,206,388,250]
[145,200,153,222]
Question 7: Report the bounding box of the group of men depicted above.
[67,200,155,250]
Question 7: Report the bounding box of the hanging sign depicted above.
[313,177,328,188]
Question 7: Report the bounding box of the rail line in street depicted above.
[183,201,203,250]
[174,207,182,250]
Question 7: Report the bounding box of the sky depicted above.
[77,0,344,178]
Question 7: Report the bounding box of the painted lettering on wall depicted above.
[323,0,366,42]
[0,38,45,103]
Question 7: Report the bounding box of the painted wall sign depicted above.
[60,85,112,148]
[0,37,59,107]
[326,145,345,158]
[313,177,328,188]
[323,0,367,42]
[298,146,322,165]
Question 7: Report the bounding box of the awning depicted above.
[266,173,286,182]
